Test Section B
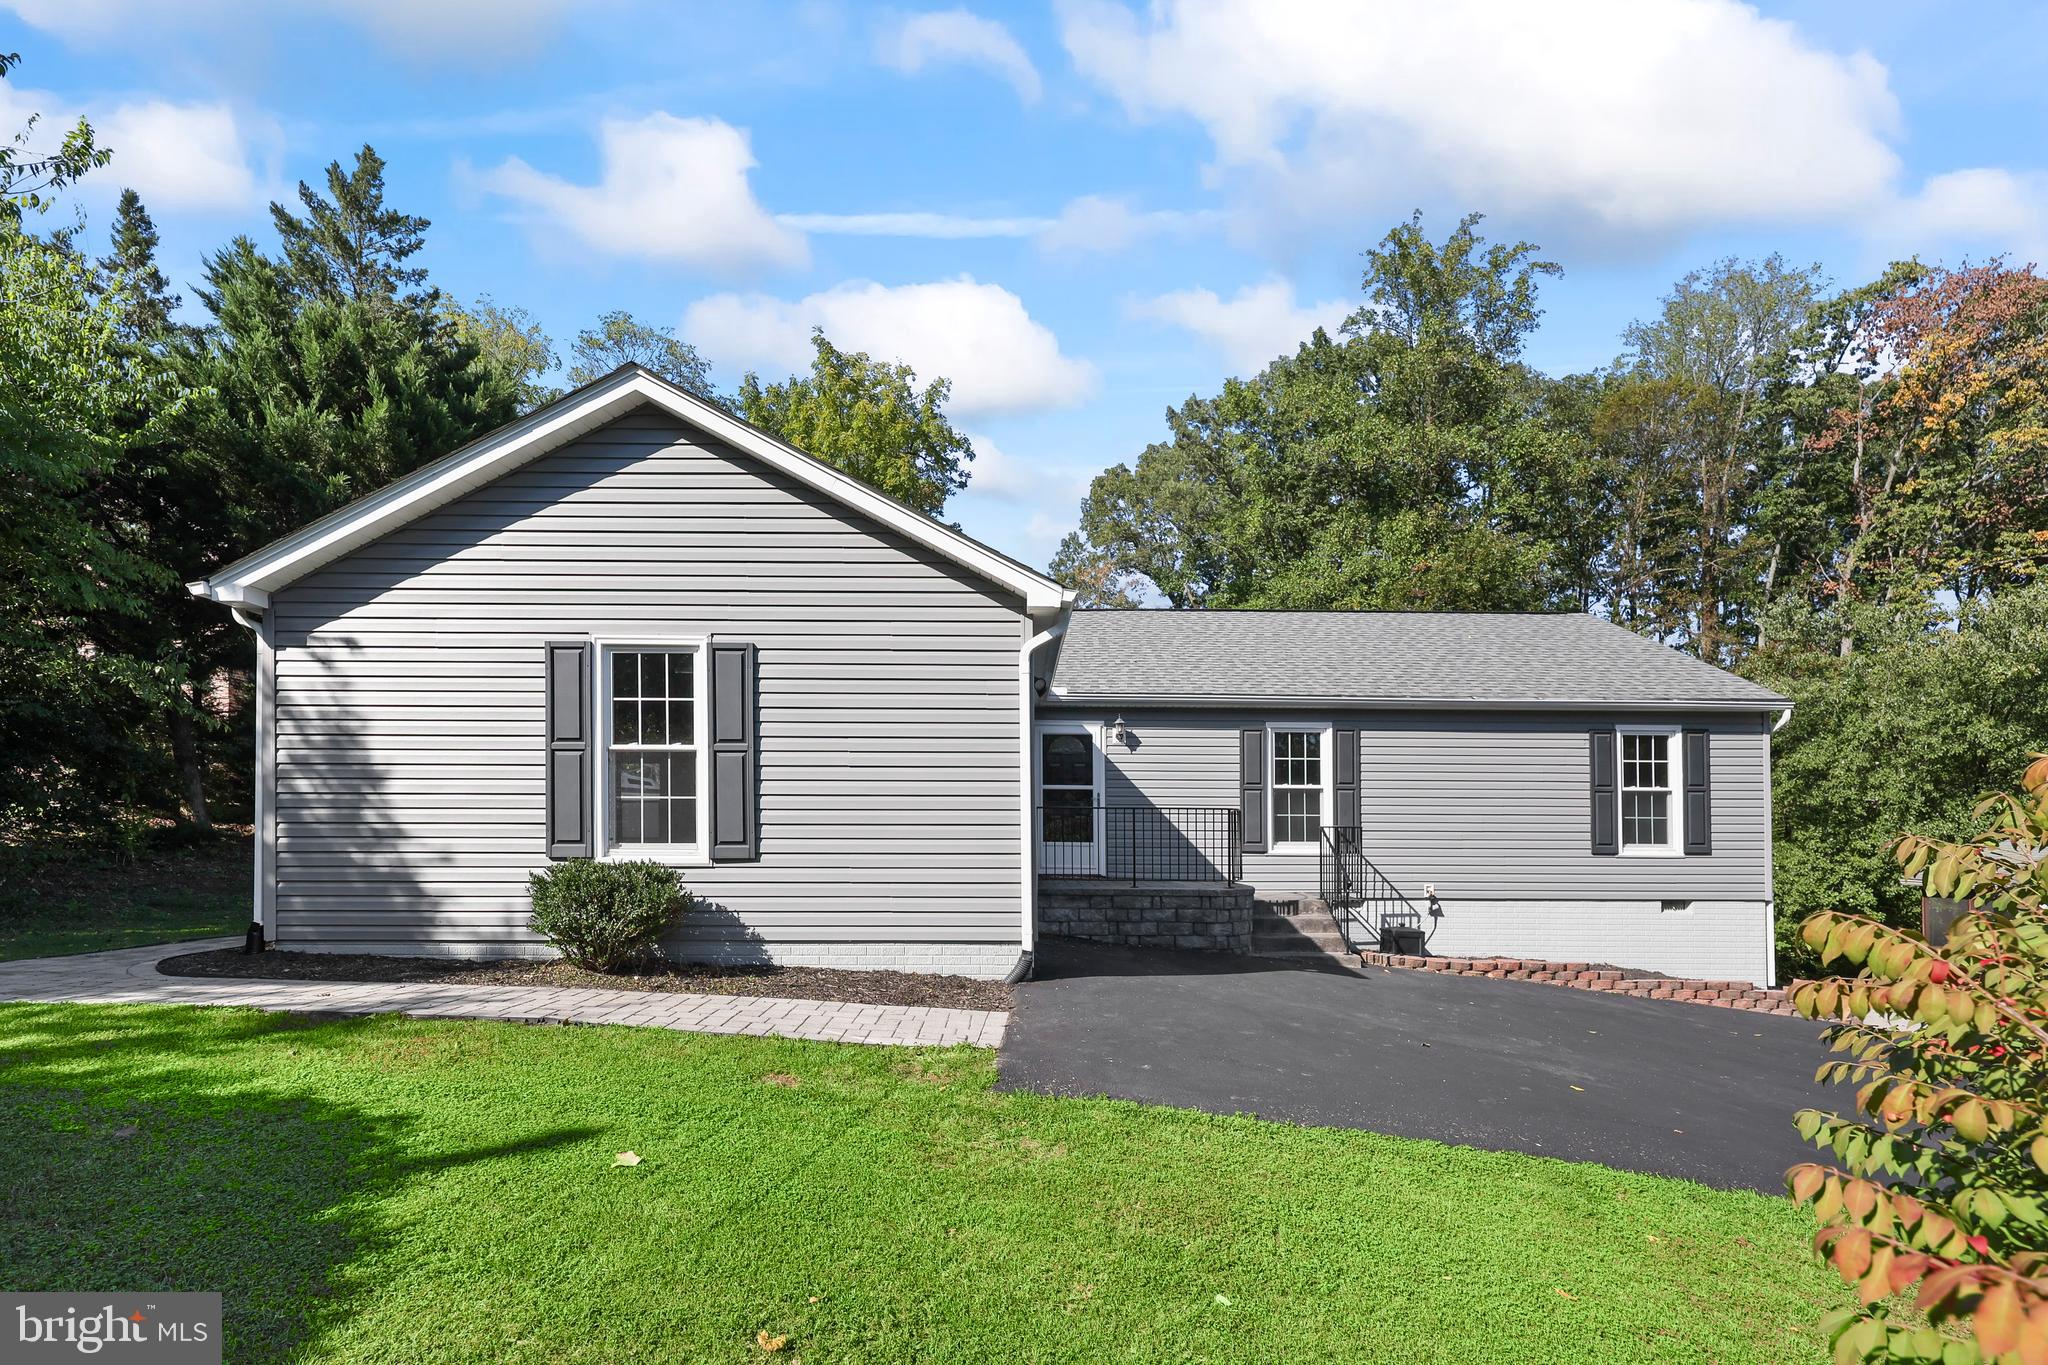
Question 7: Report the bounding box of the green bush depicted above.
[527,860,694,972]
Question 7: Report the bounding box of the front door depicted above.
[1038,727,1100,876]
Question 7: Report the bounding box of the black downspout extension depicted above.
[1003,950,1034,985]
[243,920,267,955]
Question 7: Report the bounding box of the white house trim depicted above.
[589,634,714,867]
[186,365,1073,615]
[1265,719,1333,855]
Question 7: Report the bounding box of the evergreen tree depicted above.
[269,144,429,307]
[97,188,180,342]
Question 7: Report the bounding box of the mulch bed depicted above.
[157,948,1014,1011]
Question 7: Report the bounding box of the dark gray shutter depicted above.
[709,642,759,861]
[1334,727,1360,830]
[1239,728,1268,854]
[544,640,592,859]
[1683,727,1712,856]
[1589,728,1618,856]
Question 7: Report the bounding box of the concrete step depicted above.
[1250,911,1342,933]
[1251,934,1349,957]
[1247,896,1356,962]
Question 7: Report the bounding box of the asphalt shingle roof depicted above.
[1044,611,1787,709]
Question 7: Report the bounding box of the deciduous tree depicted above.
[567,310,715,398]
[737,330,973,517]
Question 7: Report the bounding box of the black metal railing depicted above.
[1037,805,1242,885]
[1319,826,1427,952]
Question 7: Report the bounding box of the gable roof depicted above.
[187,364,1072,614]
[1044,610,1789,711]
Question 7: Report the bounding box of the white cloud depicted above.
[683,277,1096,418]
[478,114,808,275]
[777,210,1048,239]
[776,195,1216,252]
[963,431,1095,504]
[98,100,264,211]
[879,9,1043,104]
[337,0,574,55]
[0,80,266,213]
[1059,0,1902,239]
[2,0,572,55]
[1880,169,2048,265]
[1037,194,1215,254]
[1130,278,1350,375]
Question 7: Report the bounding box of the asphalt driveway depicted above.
[998,940,1833,1192]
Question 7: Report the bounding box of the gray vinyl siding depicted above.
[1050,707,1771,900]
[267,407,1025,956]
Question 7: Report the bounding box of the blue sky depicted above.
[6,0,2045,570]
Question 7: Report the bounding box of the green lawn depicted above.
[0,836,248,961]
[0,1003,1844,1363]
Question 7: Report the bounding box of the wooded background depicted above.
[6,68,2043,976]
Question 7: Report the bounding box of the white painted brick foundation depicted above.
[279,934,1025,981]
[1414,899,1774,987]
[675,941,1025,980]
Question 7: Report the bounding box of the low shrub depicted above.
[1786,754,2048,1363]
[527,860,695,972]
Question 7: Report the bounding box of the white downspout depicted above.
[1765,704,1792,985]
[1019,612,1070,960]
[220,596,269,941]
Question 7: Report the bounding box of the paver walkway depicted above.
[0,938,1008,1048]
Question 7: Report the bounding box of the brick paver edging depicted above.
[0,938,1008,1047]
[1357,950,1797,1016]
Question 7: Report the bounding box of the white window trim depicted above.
[1035,720,1105,874]
[1267,721,1333,855]
[592,636,712,865]
[1616,723,1683,858]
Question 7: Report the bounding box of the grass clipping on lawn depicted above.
[0,1002,1850,1364]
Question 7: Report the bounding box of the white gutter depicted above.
[1044,691,1790,714]
[1018,610,1072,958]
[1773,706,1794,733]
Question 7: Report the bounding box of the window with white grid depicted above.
[1271,728,1324,848]
[605,648,702,851]
[1620,730,1676,853]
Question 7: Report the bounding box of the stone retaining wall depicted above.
[1358,951,1795,1016]
[1039,880,1255,954]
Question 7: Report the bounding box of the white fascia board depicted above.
[1039,692,1788,713]
[189,367,1071,613]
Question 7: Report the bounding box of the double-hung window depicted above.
[1271,726,1326,850]
[604,646,706,855]
[1619,728,1678,854]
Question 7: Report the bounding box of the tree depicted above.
[0,53,110,219]
[442,295,558,411]
[567,310,715,397]
[269,144,429,307]
[118,169,520,826]
[736,330,972,517]
[96,189,180,343]
[80,189,225,827]
[1802,263,2048,647]
[1054,212,1587,610]
[0,218,177,827]
[1785,756,2048,1363]
[1601,255,1824,661]
[1745,585,2048,977]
